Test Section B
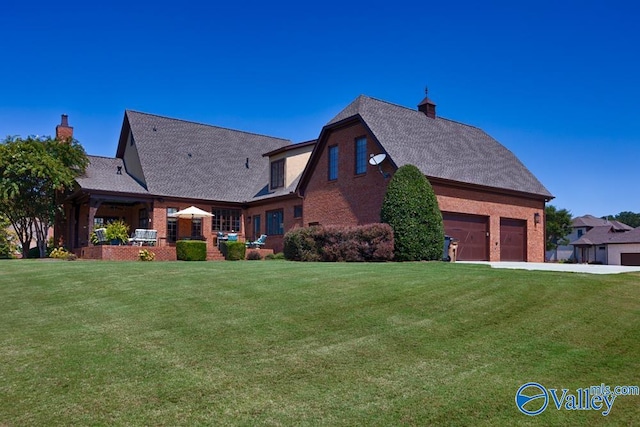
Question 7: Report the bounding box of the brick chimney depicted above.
[418,88,436,119]
[56,114,74,140]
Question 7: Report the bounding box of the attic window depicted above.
[270,159,284,189]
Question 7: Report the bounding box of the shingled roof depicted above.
[572,215,632,231]
[571,226,640,246]
[115,111,292,202]
[324,95,553,198]
[75,155,149,195]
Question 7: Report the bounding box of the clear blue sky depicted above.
[2,1,639,218]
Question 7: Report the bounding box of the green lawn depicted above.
[0,260,638,426]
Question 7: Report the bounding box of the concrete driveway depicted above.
[458,261,640,275]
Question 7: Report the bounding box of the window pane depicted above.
[328,145,338,181]
[167,208,178,243]
[192,218,202,237]
[266,209,284,235]
[270,159,284,189]
[212,208,241,232]
[355,137,367,174]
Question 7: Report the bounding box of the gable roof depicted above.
[572,214,632,231]
[115,111,292,203]
[75,155,149,195]
[571,225,640,246]
[311,95,553,198]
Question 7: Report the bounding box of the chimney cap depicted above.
[60,114,69,127]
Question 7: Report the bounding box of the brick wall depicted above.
[246,195,304,253]
[433,182,545,262]
[78,245,177,261]
[302,120,547,262]
[303,121,392,227]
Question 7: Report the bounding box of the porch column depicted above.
[88,199,103,246]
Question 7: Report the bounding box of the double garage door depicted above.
[621,253,640,266]
[442,213,527,261]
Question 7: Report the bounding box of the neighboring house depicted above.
[56,92,554,260]
[548,215,633,262]
[570,222,640,266]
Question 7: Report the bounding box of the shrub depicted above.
[223,241,246,261]
[27,247,41,259]
[138,249,155,261]
[283,227,322,261]
[176,240,207,261]
[283,224,394,262]
[49,247,76,261]
[105,220,130,245]
[381,164,444,261]
[246,251,263,260]
[265,252,285,260]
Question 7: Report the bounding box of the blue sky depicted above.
[1,1,639,218]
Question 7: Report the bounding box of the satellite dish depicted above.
[369,153,390,179]
[369,153,387,166]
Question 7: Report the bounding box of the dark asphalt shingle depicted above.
[75,155,149,195]
[328,95,553,198]
[126,111,292,202]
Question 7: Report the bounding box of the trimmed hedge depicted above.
[283,224,394,262]
[222,241,246,261]
[176,240,207,261]
[381,164,444,261]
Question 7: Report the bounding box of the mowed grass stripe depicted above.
[0,260,638,426]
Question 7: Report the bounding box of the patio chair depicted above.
[216,232,227,249]
[246,234,267,248]
[143,229,157,246]
[129,229,146,246]
[94,228,108,245]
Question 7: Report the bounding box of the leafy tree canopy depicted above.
[545,205,572,251]
[0,135,88,258]
[380,164,444,261]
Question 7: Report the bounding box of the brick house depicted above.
[57,93,553,261]
[297,95,553,262]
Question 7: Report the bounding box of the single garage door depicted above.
[500,218,527,261]
[443,213,489,261]
[621,253,640,266]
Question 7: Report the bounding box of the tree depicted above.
[545,205,572,255]
[605,211,640,228]
[380,164,444,261]
[0,136,88,258]
[0,214,17,258]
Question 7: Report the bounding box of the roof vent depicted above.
[418,87,437,119]
[117,166,122,175]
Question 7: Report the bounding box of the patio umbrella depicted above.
[169,206,214,219]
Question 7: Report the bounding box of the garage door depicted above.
[500,218,527,261]
[621,253,640,266]
[442,213,489,261]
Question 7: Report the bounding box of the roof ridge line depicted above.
[360,96,485,131]
[125,110,292,142]
[88,154,120,160]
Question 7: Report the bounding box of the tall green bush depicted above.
[222,241,246,261]
[380,164,444,261]
[176,240,207,261]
